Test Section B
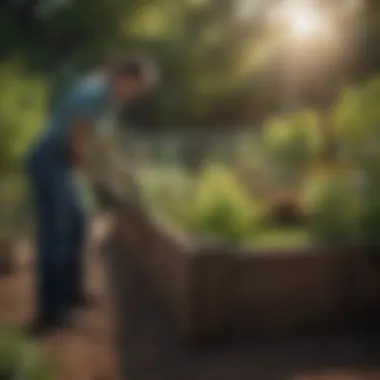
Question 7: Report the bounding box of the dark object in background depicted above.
[0,238,16,276]
[270,198,304,226]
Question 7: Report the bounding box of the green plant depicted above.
[331,76,380,169]
[330,76,380,246]
[189,164,264,243]
[0,58,49,176]
[0,329,53,379]
[300,169,363,245]
[262,109,323,186]
[355,173,380,247]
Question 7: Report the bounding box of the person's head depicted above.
[108,52,159,102]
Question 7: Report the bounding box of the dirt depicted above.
[0,216,121,380]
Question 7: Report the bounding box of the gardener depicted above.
[26,53,158,335]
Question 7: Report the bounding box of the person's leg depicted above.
[67,184,88,307]
[28,154,73,331]
[28,160,64,328]
[51,168,79,319]
[34,181,57,326]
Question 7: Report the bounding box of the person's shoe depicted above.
[24,317,63,337]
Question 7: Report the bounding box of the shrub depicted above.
[330,76,380,246]
[299,169,363,245]
[0,329,53,379]
[331,76,380,169]
[360,196,380,247]
[234,137,270,198]
[356,174,380,247]
[262,109,323,187]
[0,58,49,176]
[190,164,264,243]
[137,166,195,225]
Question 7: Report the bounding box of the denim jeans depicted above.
[27,143,87,322]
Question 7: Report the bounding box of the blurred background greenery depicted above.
[2,0,380,243]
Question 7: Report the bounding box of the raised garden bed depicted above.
[105,235,380,380]
[99,184,380,344]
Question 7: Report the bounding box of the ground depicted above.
[0,216,121,380]
[2,215,380,380]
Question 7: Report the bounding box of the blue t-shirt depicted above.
[33,74,111,160]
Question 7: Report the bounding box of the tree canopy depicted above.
[1,0,380,137]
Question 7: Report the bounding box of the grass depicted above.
[250,227,312,250]
[0,328,53,379]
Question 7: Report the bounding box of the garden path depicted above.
[0,216,121,380]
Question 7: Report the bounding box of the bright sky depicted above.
[237,0,363,38]
[283,2,327,37]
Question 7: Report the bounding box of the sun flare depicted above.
[289,9,321,36]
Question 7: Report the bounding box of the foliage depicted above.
[331,76,380,168]
[0,329,53,379]
[138,163,264,242]
[355,170,380,247]
[0,58,50,175]
[300,168,363,245]
[233,136,269,197]
[137,165,194,223]
[2,0,380,247]
[0,175,33,228]
[0,58,49,225]
[331,75,380,246]
[262,109,323,186]
[359,197,380,247]
[251,227,311,249]
[188,164,264,243]
[2,0,380,130]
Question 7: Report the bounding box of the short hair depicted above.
[109,52,159,88]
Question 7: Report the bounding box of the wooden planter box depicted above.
[100,186,380,344]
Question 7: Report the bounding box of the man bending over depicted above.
[26,53,158,335]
